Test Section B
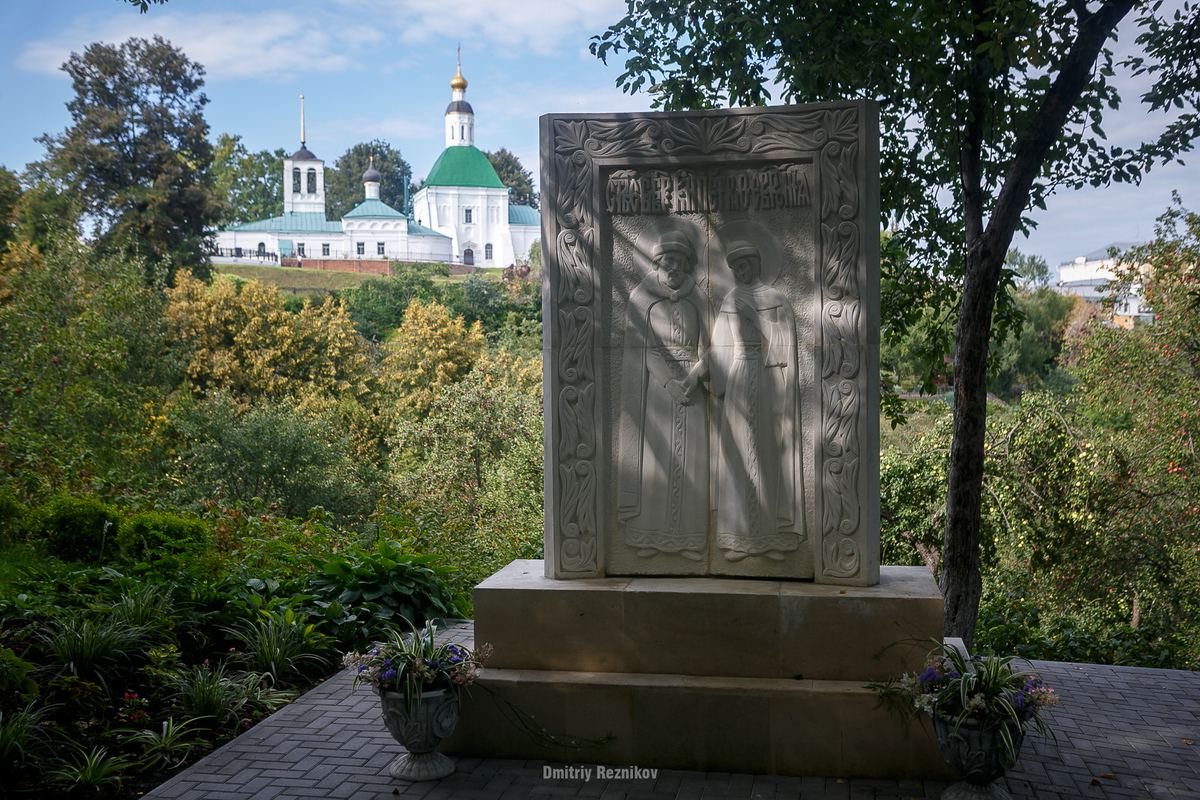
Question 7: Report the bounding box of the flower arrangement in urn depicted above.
[343,623,491,781]
[871,646,1058,799]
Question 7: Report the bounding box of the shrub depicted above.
[31,495,121,563]
[169,393,375,521]
[307,540,465,630]
[0,487,24,544]
[41,615,150,693]
[225,608,333,683]
[116,511,209,564]
[48,746,131,794]
[0,704,53,770]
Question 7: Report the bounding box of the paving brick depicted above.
[143,633,1200,800]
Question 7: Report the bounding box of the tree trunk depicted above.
[937,0,1136,650]
[941,245,1005,648]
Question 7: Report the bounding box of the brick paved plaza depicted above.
[145,623,1199,800]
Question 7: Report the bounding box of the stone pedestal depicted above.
[443,560,955,779]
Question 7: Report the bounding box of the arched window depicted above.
[485,244,493,260]
[257,242,266,256]
[292,168,301,193]
[463,249,474,266]
[306,169,317,194]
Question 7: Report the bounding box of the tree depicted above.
[383,299,484,419]
[34,36,223,280]
[165,273,372,401]
[484,148,538,209]
[325,141,412,220]
[1007,249,1052,291]
[212,134,285,226]
[594,0,1200,645]
[0,167,20,256]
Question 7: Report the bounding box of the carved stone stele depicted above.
[541,102,880,585]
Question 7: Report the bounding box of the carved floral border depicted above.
[546,106,867,580]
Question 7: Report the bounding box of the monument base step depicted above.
[442,667,955,779]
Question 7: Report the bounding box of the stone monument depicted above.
[444,102,952,779]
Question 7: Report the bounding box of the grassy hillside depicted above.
[212,263,498,292]
[213,264,374,292]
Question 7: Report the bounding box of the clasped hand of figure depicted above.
[667,377,694,405]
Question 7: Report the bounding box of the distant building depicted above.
[212,66,541,268]
[410,63,540,267]
[1057,242,1151,328]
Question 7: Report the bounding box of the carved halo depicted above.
[630,217,708,279]
[714,219,784,286]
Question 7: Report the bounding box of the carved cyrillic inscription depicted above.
[605,166,813,215]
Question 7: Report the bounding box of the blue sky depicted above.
[1,0,1196,270]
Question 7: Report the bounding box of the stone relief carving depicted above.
[709,226,804,562]
[617,223,711,561]
[543,103,877,583]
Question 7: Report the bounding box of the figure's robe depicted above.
[617,274,710,560]
[708,282,804,558]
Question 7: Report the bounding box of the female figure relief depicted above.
[617,230,710,561]
[709,239,804,561]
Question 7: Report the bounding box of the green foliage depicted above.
[32,35,223,279]
[166,272,372,401]
[0,649,39,701]
[383,299,484,418]
[1006,249,1051,291]
[41,615,150,693]
[391,363,544,595]
[49,745,131,794]
[0,237,179,494]
[987,288,1078,400]
[0,704,53,770]
[211,133,286,226]
[484,148,538,209]
[31,495,121,563]
[119,717,199,772]
[344,267,440,341]
[307,540,465,630]
[0,166,20,256]
[164,663,287,729]
[117,511,209,564]
[169,393,375,521]
[225,607,333,683]
[325,140,412,219]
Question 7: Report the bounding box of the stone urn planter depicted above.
[934,715,1025,799]
[378,688,460,781]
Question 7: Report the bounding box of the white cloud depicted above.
[17,10,353,80]
[327,116,438,141]
[333,0,627,56]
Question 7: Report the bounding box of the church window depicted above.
[460,125,464,139]
[377,242,385,255]
[485,244,493,260]
[357,242,365,256]
[297,243,306,256]
[306,169,317,194]
[292,168,301,193]
[463,249,474,266]
[257,242,266,256]
[464,208,473,224]
[322,243,330,256]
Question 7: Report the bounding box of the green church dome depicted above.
[423,145,505,189]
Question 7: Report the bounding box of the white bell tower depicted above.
[283,94,326,215]
[445,54,474,148]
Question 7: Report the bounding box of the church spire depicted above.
[300,94,306,146]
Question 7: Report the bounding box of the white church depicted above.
[213,64,540,268]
